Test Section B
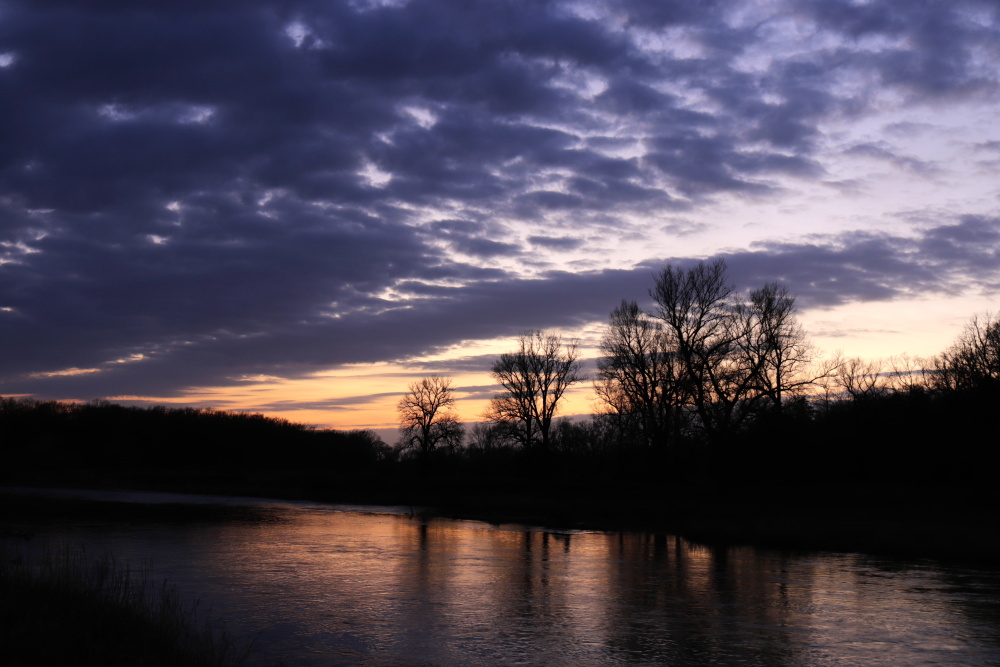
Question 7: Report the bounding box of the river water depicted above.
[6,488,1000,666]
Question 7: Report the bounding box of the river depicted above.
[5,487,1000,666]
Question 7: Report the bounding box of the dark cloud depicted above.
[916,216,1000,276]
[450,236,521,258]
[424,220,521,258]
[254,394,404,412]
[1,0,998,404]
[728,216,1000,307]
[529,236,584,251]
[799,0,1000,99]
[6,216,997,398]
[844,142,938,175]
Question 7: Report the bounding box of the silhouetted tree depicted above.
[0,398,391,474]
[485,330,583,452]
[882,354,931,393]
[735,283,836,413]
[345,429,395,463]
[934,312,1000,391]
[397,376,463,460]
[466,422,509,453]
[649,260,758,444]
[836,356,889,401]
[595,299,687,451]
[647,260,834,445]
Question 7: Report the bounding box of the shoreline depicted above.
[0,535,250,667]
[4,472,999,566]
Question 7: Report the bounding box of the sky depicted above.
[2,0,999,436]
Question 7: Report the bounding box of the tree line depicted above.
[3,259,995,488]
[1,399,391,476]
[395,260,999,482]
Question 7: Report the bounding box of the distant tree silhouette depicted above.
[934,312,1000,391]
[882,354,930,393]
[485,330,583,452]
[397,376,463,460]
[835,356,890,401]
[0,397,393,476]
[643,260,834,445]
[649,260,759,444]
[595,299,687,451]
[736,283,837,413]
[466,422,507,453]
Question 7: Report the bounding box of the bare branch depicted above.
[485,330,583,451]
[397,376,462,457]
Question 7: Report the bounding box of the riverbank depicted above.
[0,535,251,667]
[4,471,999,566]
[368,478,1000,565]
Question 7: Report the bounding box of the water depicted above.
[6,488,1000,666]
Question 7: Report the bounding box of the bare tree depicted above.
[885,354,931,393]
[397,376,463,459]
[595,299,687,450]
[485,330,583,452]
[649,259,757,443]
[466,422,512,453]
[736,283,836,413]
[648,260,837,443]
[934,312,1000,391]
[836,357,888,401]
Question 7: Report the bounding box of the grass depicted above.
[0,537,254,667]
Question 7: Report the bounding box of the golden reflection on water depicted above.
[17,487,992,667]
[169,506,1000,666]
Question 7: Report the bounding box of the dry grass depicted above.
[0,538,254,667]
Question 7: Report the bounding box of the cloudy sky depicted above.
[2,0,999,432]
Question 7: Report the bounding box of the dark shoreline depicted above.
[4,471,999,567]
[0,531,250,667]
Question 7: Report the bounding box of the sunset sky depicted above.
[2,0,999,436]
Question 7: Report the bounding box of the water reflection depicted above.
[9,489,1000,666]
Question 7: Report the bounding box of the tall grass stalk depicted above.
[0,538,253,666]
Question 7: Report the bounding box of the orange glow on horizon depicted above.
[98,293,991,435]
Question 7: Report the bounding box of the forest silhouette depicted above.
[3,261,998,558]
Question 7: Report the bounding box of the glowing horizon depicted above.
[2,1,998,435]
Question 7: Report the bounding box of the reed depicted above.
[0,538,253,667]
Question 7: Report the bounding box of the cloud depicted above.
[6,214,998,398]
[843,142,938,175]
[529,236,585,251]
[729,217,1000,306]
[1,0,998,407]
[424,220,522,258]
